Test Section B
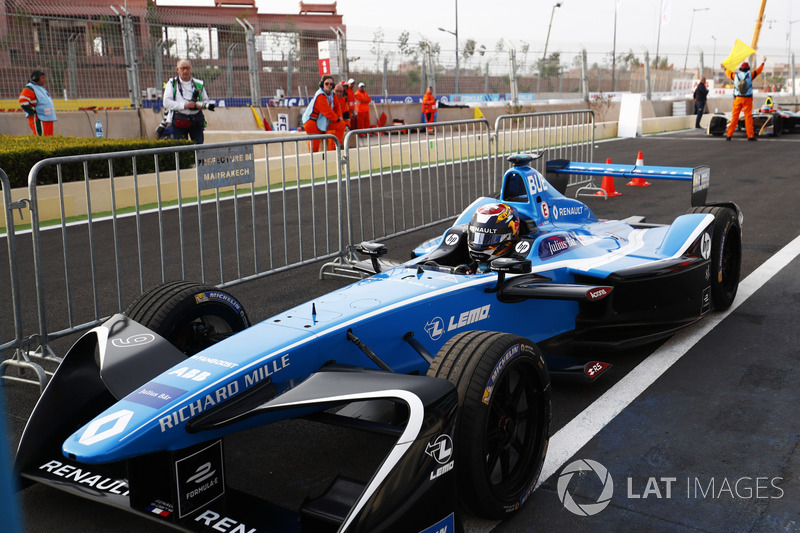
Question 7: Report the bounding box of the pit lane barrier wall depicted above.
[0,111,594,391]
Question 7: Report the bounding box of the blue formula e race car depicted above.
[15,154,742,532]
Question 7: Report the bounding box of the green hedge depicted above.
[0,135,196,188]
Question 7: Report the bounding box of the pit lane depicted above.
[4,127,800,532]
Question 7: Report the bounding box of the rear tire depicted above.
[688,206,741,311]
[124,280,250,355]
[427,331,551,519]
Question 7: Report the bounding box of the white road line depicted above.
[538,233,800,486]
[465,235,800,532]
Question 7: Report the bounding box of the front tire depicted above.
[427,331,551,519]
[124,280,250,355]
[689,206,741,311]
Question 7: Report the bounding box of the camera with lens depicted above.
[190,88,216,111]
[189,88,216,111]
[155,111,170,138]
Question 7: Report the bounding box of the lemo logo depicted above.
[557,459,614,516]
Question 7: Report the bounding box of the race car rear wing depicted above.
[546,159,709,206]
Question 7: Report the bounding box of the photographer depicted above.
[162,59,215,144]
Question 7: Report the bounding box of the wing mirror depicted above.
[355,241,389,273]
[487,257,531,292]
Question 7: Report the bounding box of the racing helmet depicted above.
[467,203,521,262]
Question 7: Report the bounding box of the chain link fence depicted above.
[2,2,793,116]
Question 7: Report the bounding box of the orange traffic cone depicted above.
[595,158,622,197]
[626,150,651,187]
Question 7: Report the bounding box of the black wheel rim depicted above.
[482,356,546,498]
[168,308,242,355]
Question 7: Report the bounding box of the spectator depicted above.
[354,82,372,133]
[693,77,708,129]
[301,75,344,152]
[422,86,437,133]
[19,69,57,136]
[163,59,215,144]
[326,82,348,150]
[722,56,766,141]
[344,78,357,131]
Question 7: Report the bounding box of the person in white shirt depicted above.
[162,59,215,144]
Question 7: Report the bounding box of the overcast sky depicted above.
[157,0,800,66]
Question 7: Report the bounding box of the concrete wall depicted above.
[0,98,696,139]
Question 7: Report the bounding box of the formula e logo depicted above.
[79,409,134,446]
[187,462,216,485]
[540,202,550,219]
[426,434,454,464]
[425,317,445,340]
[445,233,460,246]
[111,334,155,348]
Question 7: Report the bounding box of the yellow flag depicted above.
[721,40,755,71]
[250,105,264,130]
[473,106,484,119]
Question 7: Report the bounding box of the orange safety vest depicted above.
[422,92,436,113]
[355,89,371,113]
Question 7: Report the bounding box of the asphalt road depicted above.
[3,127,800,532]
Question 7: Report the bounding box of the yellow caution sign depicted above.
[473,106,484,119]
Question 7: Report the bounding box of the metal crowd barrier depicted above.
[1,168,51,391]
[319,118,493,279]
[1,111,596,391]
[493,110,597,195]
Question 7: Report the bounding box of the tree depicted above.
[371,27,385,71]
[181,30,206,60]
[398,30,419,64]
[618,49,641,70]
[462,39,476,66]
[652,55,670,69]
[495,38,505,53]
[536,52,561,78]
[518,41,530,73]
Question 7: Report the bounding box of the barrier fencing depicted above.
[0,110,593,392]
[0,6,699,112]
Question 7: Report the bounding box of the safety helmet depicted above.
[467,203,521,262]
[740,62,750,71]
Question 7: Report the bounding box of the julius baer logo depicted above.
[557,459,784,516]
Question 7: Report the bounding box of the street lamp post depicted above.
[684,7,709,74]
[788,19,800,94]
[437,0,459,93]
[711,35,716,82]
[537,2,562,93]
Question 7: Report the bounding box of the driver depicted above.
[462,202,521,273]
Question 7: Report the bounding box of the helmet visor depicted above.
[469,230,511,248]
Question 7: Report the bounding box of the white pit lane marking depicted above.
[464,234,800,533]
[540,234,800,485]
